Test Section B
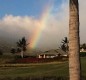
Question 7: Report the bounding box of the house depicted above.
[38,53,58,58]
[80,48,86,52]
[55,49,68,57]
[38,49,68,58]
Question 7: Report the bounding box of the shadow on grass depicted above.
[0,76,69,80]
[0,76,86,80]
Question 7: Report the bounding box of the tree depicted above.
[69,0,81,80]
[11,48,16,54]
[16,47,21,53]
[61,37,69,52]
[16,37,28,58]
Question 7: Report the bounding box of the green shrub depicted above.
[80,52,86,57]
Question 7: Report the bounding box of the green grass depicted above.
[81,57,86,77]
[0,57,86,79]
[0,62,69,78]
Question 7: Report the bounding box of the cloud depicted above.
[0,0,85,50]
[0,15,39,39]
[0,1,69,51]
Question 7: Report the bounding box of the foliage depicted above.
[10,37,29,58]
[16,47,21,53]
[80,52,86,57]
[14,57,67,63]
[10,48,16,54]
[16,37,27,52]
[16,37,28,58]
[60,37,69,52]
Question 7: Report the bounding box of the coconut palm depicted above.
[61,37,69,52]
[16,37,28,58]
[69,0,81,80]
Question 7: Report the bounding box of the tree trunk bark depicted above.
[69,0,81,80]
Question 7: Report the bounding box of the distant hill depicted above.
[0,36,42,55]
[0,37,16,53]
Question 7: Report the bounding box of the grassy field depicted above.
[0,57,86,79]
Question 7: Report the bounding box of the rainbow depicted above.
[29,3,54,49]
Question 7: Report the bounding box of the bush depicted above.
[80,52,86,57]
[14,55,22,59]
[14,57,67,63]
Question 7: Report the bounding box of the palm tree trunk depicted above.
[21,50,24,58]
[69,0,81,80]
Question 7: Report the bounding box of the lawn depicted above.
[0,57,86,79]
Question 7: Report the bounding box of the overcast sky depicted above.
[0,0,86,51]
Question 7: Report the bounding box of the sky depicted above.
[0,0,63,18]
[0,0,86,51]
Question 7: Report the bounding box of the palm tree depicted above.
[69,0,81,80]
[61,37,69,52]
[16,37,28,58]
